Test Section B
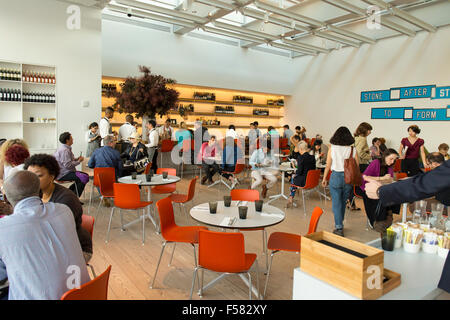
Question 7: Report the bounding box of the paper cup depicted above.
[403,241,420,254]
[438,247,449,259]
[394,239,402,249]
[422,242,437,254]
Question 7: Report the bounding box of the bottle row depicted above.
[233,95,253,104]
[22,71,56,84]
[253,109,270,116]
[0,89,56,103]
[194,92,216,101]
[23,92,56,103]
[0,68,21,81]
[0,89,21,101]
[215,106,235,114]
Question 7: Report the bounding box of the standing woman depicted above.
[399,125,428,176]
[322,127,359,237]
[354,122,373,172]
[85,122,101,157]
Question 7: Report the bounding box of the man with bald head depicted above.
[0,171,89,300]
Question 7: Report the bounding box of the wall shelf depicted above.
[178,98,283,109]
[22,81,55,86]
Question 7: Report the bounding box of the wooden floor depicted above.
[83,167,388,300]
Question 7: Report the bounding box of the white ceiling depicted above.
[66,0,450,58]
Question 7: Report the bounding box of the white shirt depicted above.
[118,122,136,142]
[145,128,159,148]
[3,164,24,181]
[99,117,111,146]
[330,145,356,172]
[226,129,239,139]
[158,125,174,140]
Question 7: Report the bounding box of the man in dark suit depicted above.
[365,159,450,293]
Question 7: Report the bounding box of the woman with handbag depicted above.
[121,132,149,175]
[322,127,360,237]
[360,149,400,235]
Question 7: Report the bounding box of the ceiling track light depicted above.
[264,11,270,23]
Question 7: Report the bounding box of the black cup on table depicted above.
[381,231,396,251]
[131,172,137,180]
[29,117,34,122]
[209,201,218,214]
[162,171,168,179]
[255,200,263,212]
[238,206,248,219]
[146,174,152,182]
[224,196,232,207]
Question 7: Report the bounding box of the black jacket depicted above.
[292,152,316,187]
[121,142,148,163]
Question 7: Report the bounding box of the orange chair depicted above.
[61,265,112,300]
[144,162,153,175]
[150,197,208,289]
[393,159,402,173]
[88,167,115,214]
[396,172,408,180]
[279,138,289,150]
[160,139,175,168]
[290,169,322,215]
[318,170,332,202]
[169,176,197,220]
[281,149,290,156]
[263,207,323,298]
[208,163,245,190]
[190,230,260,300]
[151,168,177,195]
[95,171,116,217]
[310,138,316,146]
[106,183,153,244]
[81,215,96,278]
[230,189,268,271]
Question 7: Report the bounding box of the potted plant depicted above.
[108,66,179,141]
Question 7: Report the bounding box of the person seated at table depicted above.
[88,135,123,179]
[438,143,449,161]
[199,135,221,185]
[370,137,381,160]
[221,137,244,189]
[378,137,387,153]
[249,140,278,199]
[310,139,327,172]
[0,139,29,186]
[360,148,400,234]
[426,152,445,170]
[286,141,316,208]
[0,170,90,300]
[3,145,30,180]
[24,154,93,263]
[121,132,149,176]
[54,132,89,198]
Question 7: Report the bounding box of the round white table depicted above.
[190,200,285,230]
[190,200,285,299]
[118,174,181,232]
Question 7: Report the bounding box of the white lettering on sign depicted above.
[440,88,450,98]
[416,111,437,119]
[66,5,81,30]
[365,92,383,101]
[366,265,381,290]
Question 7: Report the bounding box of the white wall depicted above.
[0,0,102,156]
[285,26,450,152]
[102,19,296,95]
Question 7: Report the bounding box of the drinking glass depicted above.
[223,196,231,207]
[238,206,248,219]
[430,202,444,228]
[413,200,426,223]
[255,200,263,212]
[162,171,168,179]
[209,202,217,214]
[131,172,137,180]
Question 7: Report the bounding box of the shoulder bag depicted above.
[344,146,363,186]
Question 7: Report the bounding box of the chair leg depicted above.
[142,209,146,245]
[169,242,176,266]
[262,229,268,274]
[302,190,306,216]
[192,244,200,292]
[95,195,103,219]
[88,264,97,279]
[150,241,167,289]
[88,183,94,214]
[199,268,204,297]
[120,209,125,231]
[190,267,199,300]
[254,258,260,300]
[263,252,275,299]
[105,207,115,243]
[248,272,252,300]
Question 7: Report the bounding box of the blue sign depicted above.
[360,90,391,103]
[404,107,450,121]
[371,107,411,119]
[398,85,435,99]
[434,86,450,99]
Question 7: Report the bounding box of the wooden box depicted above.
[300,231,400,300]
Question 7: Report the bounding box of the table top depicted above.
[190,201,285,229]
[118,174,181,186]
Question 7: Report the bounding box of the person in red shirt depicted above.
[398,125,428,176]
[199,136,221,185]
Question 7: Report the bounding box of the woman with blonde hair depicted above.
[0,138,29,181]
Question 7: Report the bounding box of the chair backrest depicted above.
[93,167,115,187]
[61,265,112,300]
[303,169,321,189]
[279,138,289,149]
[307,207,324,235]
[396,172,408,180]
[144,162,153,174]
[198,230,246,273]
[186,176,197,202]
[230,189,260,202]
[161,139,174,152]
[233,163,245,174]
[156,168,177,176]
[281,149,290,156]
[98,172,115,196]
[393,159,402,173]
[81,214,95,238]
[156,197,176,239]
[310,138,316,146]
[113,183,141,209]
